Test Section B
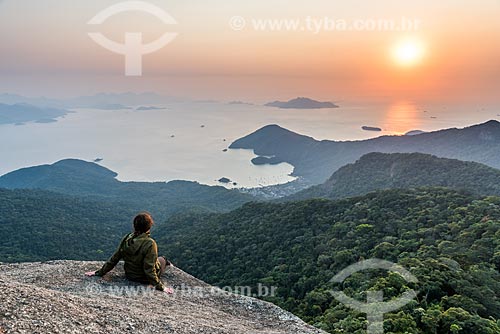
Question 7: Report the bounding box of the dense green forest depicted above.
[0,188,136,262]
[2,156,500,333]
[158,188,500,333]
[287,152,500,201]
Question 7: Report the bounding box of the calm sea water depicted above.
[1,100,498,188]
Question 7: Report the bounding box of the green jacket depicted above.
[95,232,164,291]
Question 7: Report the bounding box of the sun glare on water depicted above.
[392,38,426,67]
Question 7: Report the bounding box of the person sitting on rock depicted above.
[85,212,173,294]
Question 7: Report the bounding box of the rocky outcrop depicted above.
[0,261,324,334]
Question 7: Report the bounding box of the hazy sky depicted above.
[0,0,499,103]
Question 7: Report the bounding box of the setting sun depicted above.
[392,38,426,67]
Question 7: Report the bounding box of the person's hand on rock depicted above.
[165,287,174,294]
[85,271,96,277]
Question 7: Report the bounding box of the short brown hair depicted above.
[133,212,154,234]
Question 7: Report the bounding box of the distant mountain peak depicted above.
[236,124,312,138]
[0,159,118,191]
[480,119,500,125]
[53,158,102,166]
[229,124,316,151]
[52,159,118,176]
[461,119,500,130]
[255,124,294,134]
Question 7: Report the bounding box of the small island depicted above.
[136,106,165,111]
[265,97,339,109]
[251,156,283,165]
[361,126,382,132]
[218,177,232,184]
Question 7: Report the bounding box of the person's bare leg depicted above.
[158,256,167,275]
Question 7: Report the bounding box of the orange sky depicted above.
[0,0,498,103]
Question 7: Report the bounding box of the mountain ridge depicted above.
[286,152,500,201]
[230,120,500,186]
[0,159,255,220]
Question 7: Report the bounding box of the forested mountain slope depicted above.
[159,188,500,333]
